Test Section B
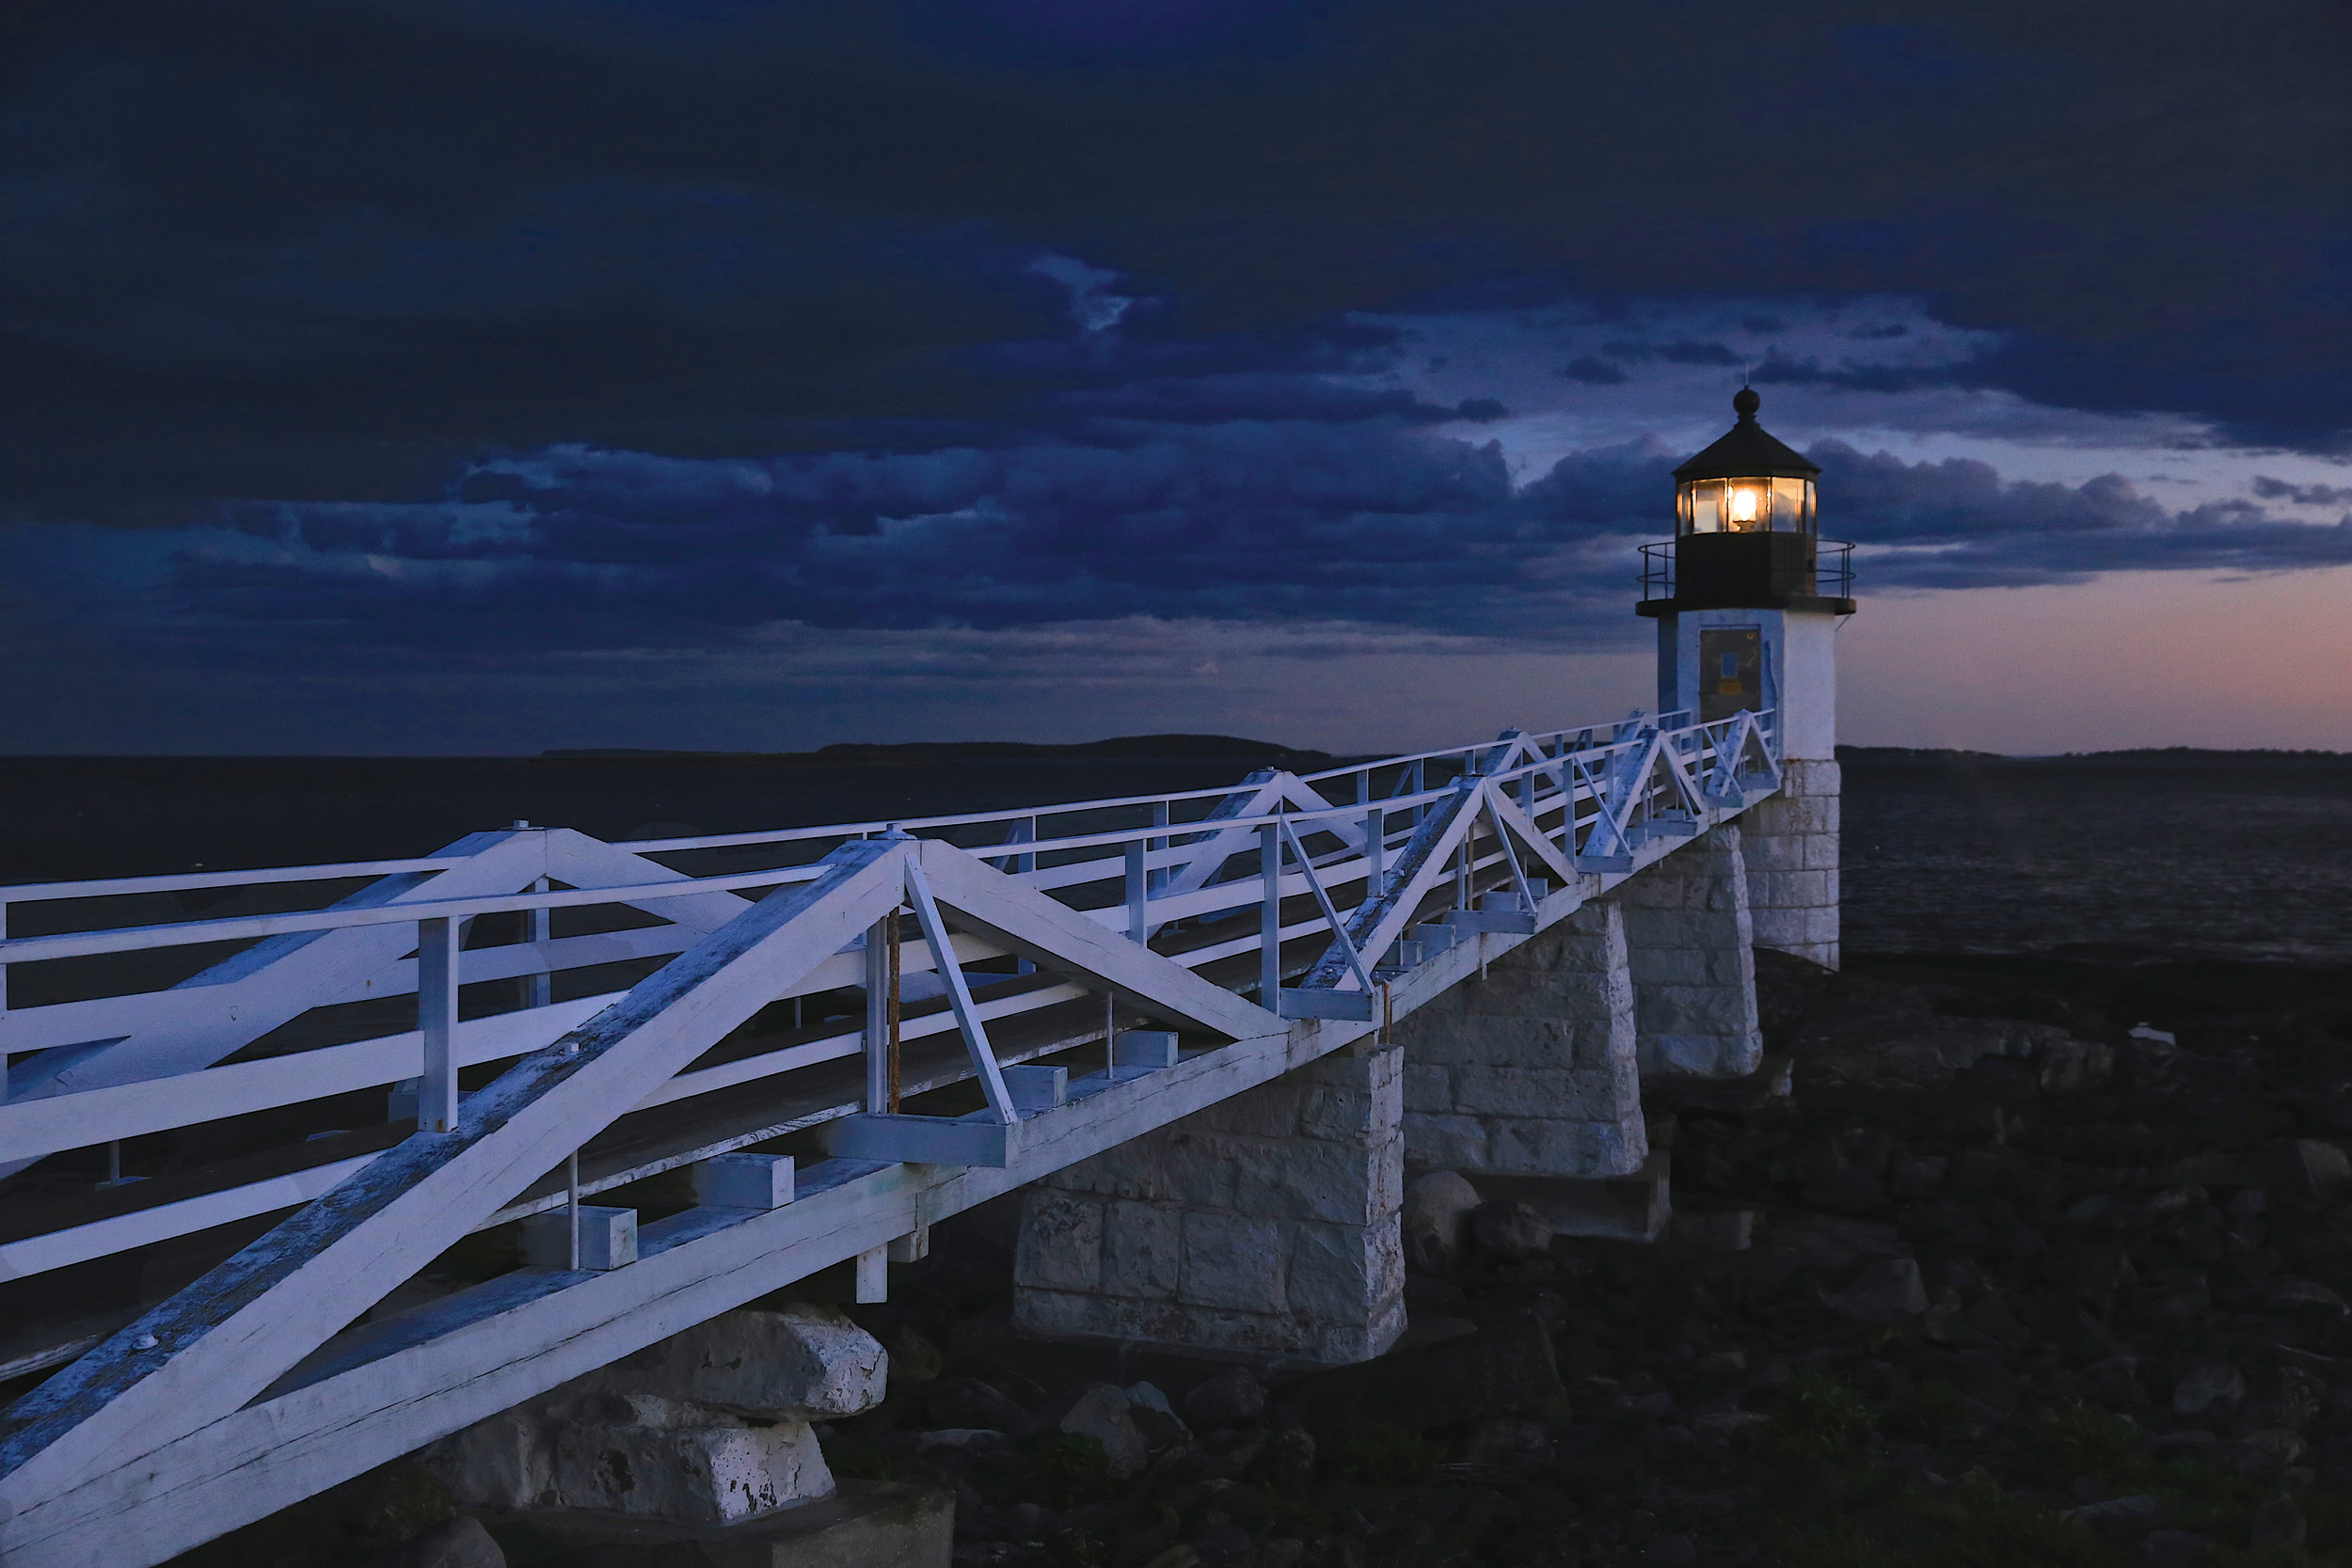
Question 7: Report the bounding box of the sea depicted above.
[2,742,2346,968]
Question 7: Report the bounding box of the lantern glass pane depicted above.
[1772,477,1812,532]
[1682,480,1724,533]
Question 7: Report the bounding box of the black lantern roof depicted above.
[1671,388,1820,483]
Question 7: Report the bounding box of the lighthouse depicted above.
[1638,387,1851,970]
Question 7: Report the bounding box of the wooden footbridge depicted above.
[0,705,1781,1563]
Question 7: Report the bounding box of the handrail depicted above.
[0,729,1722,963]
[0,707,1780,1288]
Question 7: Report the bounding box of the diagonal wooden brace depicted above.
[0,837,914,1509]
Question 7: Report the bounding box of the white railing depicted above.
[0,707,1778,1289]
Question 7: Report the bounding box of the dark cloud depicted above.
[2254,476,2352,507]
[26,418,2336,689]
[1597,341,1744,367]
[1557,357,1629,385]
[0,0,2343,535]
[1813,440,2352,587]
[0,0,2345,752]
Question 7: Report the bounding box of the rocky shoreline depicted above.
[173,948,2352,1568]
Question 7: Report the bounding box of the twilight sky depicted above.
[2,1,2347,756]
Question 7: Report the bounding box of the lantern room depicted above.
[1640,388,1852,616]
[1675,387,1818,536]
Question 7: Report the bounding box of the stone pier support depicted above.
[1394,901,1647,1180]
[1011,1042,1406,1367]
[1740,757,1841,970]
[1613,823,1762,1079]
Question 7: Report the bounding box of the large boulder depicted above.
[1822,1259,1929,1324]
[421,1305,882,1525]
[582,1305,887,1418]
[1402,1171,1483,1274]
[1024,1384,1149,1477]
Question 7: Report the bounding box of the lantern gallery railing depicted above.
[0,707,1781,1568]
[1639,536,1854,606]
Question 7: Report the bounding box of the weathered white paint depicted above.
[0,705,1796,1568]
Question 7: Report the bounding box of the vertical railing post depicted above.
[1,897,9,1106]
[1125,839,1148,943]
[865,911,897,1114]
[417,915,459,1133]
[1363,805,1384,900]
[1259,820,1281,1006]
[527,875,551,1010]
[1149,800,1170,894]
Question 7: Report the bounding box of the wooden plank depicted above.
[1297,777,1483,995]
[912,841,1278,1043]
[0,831,547,1160]
[0,1022,1303,1568]
[823,1114,1011,1166]
[0,996,610,1167]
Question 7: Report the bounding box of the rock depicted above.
[881,1325,944,1385]
[2171,1360,2245,1420]
[1284,1308,1562,1442]
[549,1400,833,1524]
[2142,1529,2217,1565]
[2085,1356,2152,1412]
[2129,1271,2211,1326]
[2066,1194,2133,1227]
[1452,1416,1553,1471]
[1184,1368,1267,1430]
[911,1428,1009,1451]
[1248,1426,1316,1492]
[929,1377,1031,1430]
[1124,1382,1193,1448]
[1693,1409,1771,1438]
[1194,1522,1251,1562]
[1643,1534,1698,1565]
[1469,1199,1553,1261]
[586,1306,886,1418]
[2233,1428,2305,1470]
[1822,1258,1929,1323]
[334,1461,457,1551]
[2034,1037,2113,1095]
[1026,1383,1148,1478]
[2261,1139,2352,1204]
[1402,1171,1482,1274]
[2250,1493,2307,1547]
[2060,1495,2159,1539]
[372,1516,503,1568]
[2244,1362,2325,1430]
[2262,1280,2348,1315]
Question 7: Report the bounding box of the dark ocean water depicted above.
[1,744,2345,966]
[1841,751,2352,966]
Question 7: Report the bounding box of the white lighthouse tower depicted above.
[1637,387,1850,970]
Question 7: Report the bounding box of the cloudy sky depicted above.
[2,1,2346,755]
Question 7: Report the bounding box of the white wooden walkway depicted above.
[0,707,1781,1567]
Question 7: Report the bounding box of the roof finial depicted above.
[1732,386,1760,420]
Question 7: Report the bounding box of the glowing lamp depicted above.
[1643,387,1848,616]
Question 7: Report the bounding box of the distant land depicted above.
[1838,745,2348,762]
[541,733,1347,767]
